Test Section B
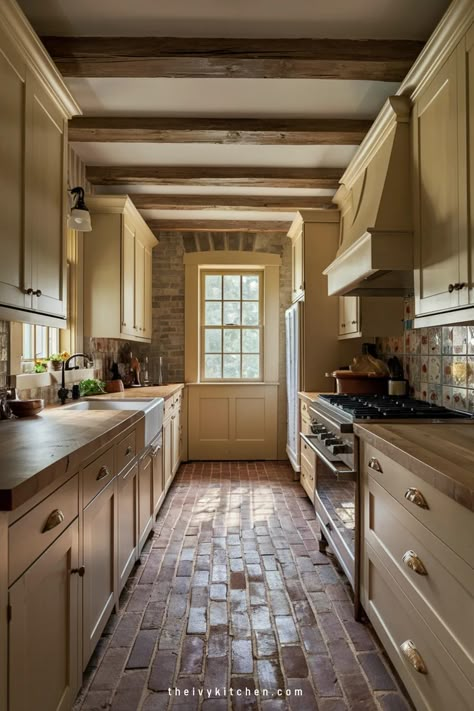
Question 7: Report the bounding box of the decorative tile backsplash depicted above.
[376,303,474,412]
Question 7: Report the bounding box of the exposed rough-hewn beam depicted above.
[86,166,342,189]
[69,117,370,145]
[43,37,423,81]
[130,194,335,211]
[147,220,292,233]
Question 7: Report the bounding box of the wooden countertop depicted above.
[298,392,320,404]
[95,384,184,401]
[0,408,144,511]
[355,423,474,511]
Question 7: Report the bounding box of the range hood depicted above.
[324,96,413,297]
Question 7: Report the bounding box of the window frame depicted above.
[20,323,60,370]
[200,269,264,383]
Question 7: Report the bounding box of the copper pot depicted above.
[327,370,389,395]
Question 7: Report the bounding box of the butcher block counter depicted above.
[0,408,145,511]
[95,383,184,401]
[355,422,474,511]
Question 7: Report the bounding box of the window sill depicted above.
[15,368,95,390]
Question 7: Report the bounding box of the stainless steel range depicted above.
[301,394,473,615]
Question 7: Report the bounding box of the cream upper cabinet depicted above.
[338,296,404,339]
[83,196,158,343]
[413,25,473,324]
[339,297,359,337]
[468,24,474,308]
[0,2,80,326]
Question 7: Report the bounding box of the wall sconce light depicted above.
[68,186,92,232]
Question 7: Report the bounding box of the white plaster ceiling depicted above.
[18,0,450,39]
[65,78,401,119]
[19,0,451,228]
[70,143,358,168]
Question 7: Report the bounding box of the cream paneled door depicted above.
[0,30,29,310]
[26,73,67,318]
[188,385,278,460]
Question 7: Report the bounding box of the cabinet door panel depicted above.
[83,479,116,668]
[152,440,164,514]
[0,37,28,310]
[121,219,136,337]
[117,463,138,593]
[292,230,304,302]
[134,234,145,335]
[414,50,461,315]
[467,25,474,305]
[163,418,172,490]
[172,411,181,476]
[144,244,153,340]
[138,453,153,552]
[9,521,79,711]
[25,74,66,318]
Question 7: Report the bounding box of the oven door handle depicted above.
[300,433,357,479]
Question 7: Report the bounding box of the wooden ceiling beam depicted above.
[69,117,370,145]
[147,219,292,233]
[43,37,423,81]
[85,166,342,188]
[129,194,335,211]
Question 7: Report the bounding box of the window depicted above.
[201,271,263,381]
[21,324,60,370]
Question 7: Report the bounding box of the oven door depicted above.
[300,433,358,591]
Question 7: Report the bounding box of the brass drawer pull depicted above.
[402,550,428,576]
[42,509,65,533]
[405,487,429,509]
[125,445,133,456]
[96,465,110,481]
[400,640,427,674]
[368,457,383,473]
[71,566,85,577]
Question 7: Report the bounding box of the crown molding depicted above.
[0,0,81,118]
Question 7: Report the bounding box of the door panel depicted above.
[117,463,138,593]
[0,38,28,309]
[134,235,145,335]
[138,453,153,552]
[121,219,136,337]
[9,521,79,711]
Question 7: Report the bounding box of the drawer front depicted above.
[363,543,472,711]
[366,476,474,680]
[115,429,137,474]
[83,446,115,507]
[361,442,474,567]
[300,435,316,472]
[300,461,315,503]
[9,474,79,585]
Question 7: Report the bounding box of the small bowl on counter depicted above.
[8,399,45,417]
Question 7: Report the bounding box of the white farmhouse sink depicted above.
[65,398,164,446]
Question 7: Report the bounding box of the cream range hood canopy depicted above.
[324,96,413,297]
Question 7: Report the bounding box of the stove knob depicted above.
[317,431,332,441]
[311,424,325,434]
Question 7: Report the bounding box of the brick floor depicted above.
[74,461,412,711]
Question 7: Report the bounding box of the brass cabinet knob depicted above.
[34,289,42,297]
[368,457,383,473]
[96,465,110,481]
[25,287,34,295]
[125,445,133,456]
[402,550,428,576]
[351,320,357,325]
[405,487,429,509]
[400,640,427,674]
[448,283,455,293]
[42,509,65,533]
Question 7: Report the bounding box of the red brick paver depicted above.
[74,461,412,711]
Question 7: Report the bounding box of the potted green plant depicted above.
[34,359,48,373]
[48,351,70,372]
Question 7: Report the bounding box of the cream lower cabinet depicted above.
[163,414,173,492]
[171,407,182,477]
[0,2,77,326]
[151,439,164,517]
[8,520,79,711]
[82,478,116,668]
[360,440,473,711]
[117,462,138,593]
[83,196,157,343]
[413,21,474,325]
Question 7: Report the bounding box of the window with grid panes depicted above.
[21,324,60,370]
[201,271,263,381]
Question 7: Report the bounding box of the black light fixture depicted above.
[68,186,92,232]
